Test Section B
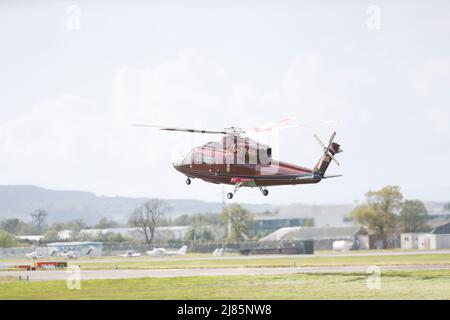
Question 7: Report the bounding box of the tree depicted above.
[84,231,130,243]
[184,228,214,242]
[399,199,429,232]
[352,185,403,236]
[93,217,119,229]
[220,204,253,241]
[0,218,20,234]
[172,213,220,227]
[0,230,17,247]
[62,219,88,240]
[43,229,60,243]
[303,218,315,227]
[190,214,210,241]
[156,216,173,227]
[173,214,191,226]
[64,219,87,234]
[47,222,66,232]
[128,200,170,247]
[183,213,216,242]
[105,232,129,243]
[14,221,34,235]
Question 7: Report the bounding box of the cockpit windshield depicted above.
[181,150,194,165]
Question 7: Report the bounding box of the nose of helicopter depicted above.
[172,154,184,168]
[172,162,181,170]
[172,161,185,173]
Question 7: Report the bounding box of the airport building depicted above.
[250,217,313,237]
[427,211,450,223]
[260,226,367,250]
[47,241,103,256]
[418,221,450,250]
[418,234,450,249]
[72,226,190,241]
[401,233,426,249]
[402,222,450,250]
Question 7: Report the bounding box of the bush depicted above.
[43,229,60,243]
[0,230,17,248]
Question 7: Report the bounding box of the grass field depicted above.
[68,253,450,270]
[0,270,449,299]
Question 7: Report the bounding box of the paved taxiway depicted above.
[1,264,450,282]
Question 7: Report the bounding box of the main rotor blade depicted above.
[247,118,338,133]
[132,124,226,135]
[245,118,298,132]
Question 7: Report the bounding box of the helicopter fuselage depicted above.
[174,160,321,187]
[172,135,329,188]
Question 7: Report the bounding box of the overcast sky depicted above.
[1,0,449,205]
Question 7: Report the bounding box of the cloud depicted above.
[0,50,349,202]
[111,50,231,127]
[411,58,450,132]
[412,58,450,97]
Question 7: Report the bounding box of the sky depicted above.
[0,0,450,205]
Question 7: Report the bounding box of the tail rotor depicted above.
[313,131,342,166]
[313,132,343,178]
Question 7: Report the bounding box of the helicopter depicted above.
[134,119,342,199]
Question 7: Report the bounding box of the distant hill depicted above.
[0,185,273,224]
[0,185,445,226]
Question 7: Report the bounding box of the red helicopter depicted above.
[134,119,342,199]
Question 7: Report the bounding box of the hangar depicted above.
[47,241,103,256]
[259,226,367,250]
[417,222,450,250]
[401,222,450,250]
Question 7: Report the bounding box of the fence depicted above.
[102,240,314,255]
[0,246,48,258]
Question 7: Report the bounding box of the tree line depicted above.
[128,201,254,247]
[351,185,431,237]
[0,201,256,248]
[1,185,444,248]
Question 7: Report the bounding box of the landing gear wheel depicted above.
[186,178,191,185]
[227,192,234,199]
[262,189,269,196]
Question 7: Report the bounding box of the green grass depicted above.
[68,253,450,270]
[0,276,16,282]
[0,270,449,299]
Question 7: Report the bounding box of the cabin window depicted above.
[258,148,272,165]
[202,153,215,165]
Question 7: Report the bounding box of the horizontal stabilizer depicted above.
[294,174,315,180]
[322,174,343,179]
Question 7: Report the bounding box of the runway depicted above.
[1,264,450,282]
